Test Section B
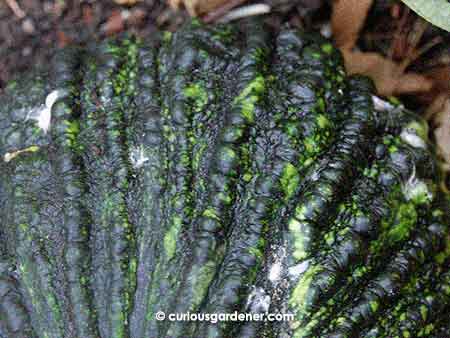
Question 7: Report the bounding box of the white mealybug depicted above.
[130,145,149,169]
[400,128,427,149]
[27,89,64,133]
[268,245,287,284]
[288,260,310,279]
[400,121,428,150]
[245,286,271,313]
[402,166,432,203]
[268,261,282,283]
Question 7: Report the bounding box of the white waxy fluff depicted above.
[268,261,282,283]
[288,260,310,279]
[130,146,149,169]
[400,127,427,149]
[268,245,287,284]
[245,286,271,313]
[402,166,432,202]
[27,89,63,133]
[372,95,396,111]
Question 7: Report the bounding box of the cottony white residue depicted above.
[402,166,432,203]
[27,89,63,133]
[246,286,271,313]
[400,127,427,149]
[130,146,149,169]
[288,260,310,279]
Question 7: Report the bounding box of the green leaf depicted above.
[401,0,450,32]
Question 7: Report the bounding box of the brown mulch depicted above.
[0,0,174,88]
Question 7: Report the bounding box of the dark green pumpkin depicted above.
[0,21,449,338]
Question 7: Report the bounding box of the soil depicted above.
[0,0,447,92]
[0,0,181,88]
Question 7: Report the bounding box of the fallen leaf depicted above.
[433,97,450,166]
[168,0,229,16]
[113,0,141,5]
[332,0,373,50]
[56,31,72,48]
[342,49,433,95]
[332,0,435,96]
[102,10,124,36]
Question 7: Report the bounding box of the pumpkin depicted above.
[0,21,449,338]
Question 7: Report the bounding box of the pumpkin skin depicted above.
[0,21,449,338]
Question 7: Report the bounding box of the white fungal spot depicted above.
[288,260,310,279]
[402,166,432,203]
[218,4,271,23]
[130,145,149,169]
[269,261,282,283]
[27,89,63,133]
[372,95,396,111]
[245,286,271,313]
[320,23,332,38]
[400,127,427,149]
[3,152,14,162]
[268,245,287,284]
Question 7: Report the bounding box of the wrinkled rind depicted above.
[1,20,449,338]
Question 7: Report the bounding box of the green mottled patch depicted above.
[281,163,300,199]
[290,264,322,317]
[363,165,379,179]
[234,75,265,122]
[295,205,308,221]
[387,203,417,243]
[316,97,326,112]
[435,237,450,264]
[184,83,208,112]
[321,43,334,54]
[316,114,330,129]
[162,31,172,43]
[289,218,308,261]
[370,300,379,312]
[203,208,220,221]
[163,216,182,259]
[420,304,428,320]
[248,246,263,260]
[191,261,216,309]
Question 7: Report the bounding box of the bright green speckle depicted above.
[162,31,172,43]
[243,173,252,182]
[248,246,263,260]
[370,300,379,312]
[289,218,308,260]
[281,163,300,198]
[317,114,330,129]
[290,265,322,318]
[184,83,208,112]
[420,304,428,320]
[203,208,220,221]
[387,203,417,243]
[234,75,266,122]
[191,261,216,308]
[321,43,334,54]
[163,216,182,259]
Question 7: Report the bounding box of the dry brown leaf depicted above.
[342,50,433,95]
[433,98,450,165]
[102,10,124,36]
[168,0,228,16]
[332,0,373,50]
[113,0,141,5]
[332,0,434,96]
